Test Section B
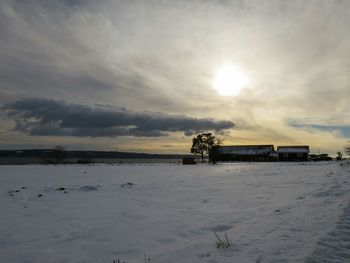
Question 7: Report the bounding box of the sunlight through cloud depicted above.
[212,63,249,96]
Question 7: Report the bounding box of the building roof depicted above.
[218,145,274,155]
[277,146,310,153]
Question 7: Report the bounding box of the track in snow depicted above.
[306,200,350,263]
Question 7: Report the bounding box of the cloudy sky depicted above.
[0,0,349,154]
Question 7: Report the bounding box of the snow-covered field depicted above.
[1,162,350,263]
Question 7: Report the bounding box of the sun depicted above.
[212,64,249,96]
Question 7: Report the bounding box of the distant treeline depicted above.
[0,149,187,159]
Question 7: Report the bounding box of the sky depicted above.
[0,0,349,155]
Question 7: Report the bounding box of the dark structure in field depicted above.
[182,156,196,165]
[215,145,276,162]
[310,153,332,161]
[277,146,309,161]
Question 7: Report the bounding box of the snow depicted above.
[0,162,350,263]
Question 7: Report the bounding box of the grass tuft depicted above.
[144,254,151,263]
[213,232,231,249]
[113,255,151,263]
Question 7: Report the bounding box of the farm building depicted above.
[277,146,309,161]
[182,156,196,165]
[214,145,276,162]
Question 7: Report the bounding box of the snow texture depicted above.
[306,201,350,262]
[0,162,350,263]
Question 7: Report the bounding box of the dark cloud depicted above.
[161,145,175,148]
[3,99,234,137]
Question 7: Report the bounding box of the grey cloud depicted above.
[0,0,176,110]
[3,99,234,137]
[2,0,239,115]
[288,118,350,138]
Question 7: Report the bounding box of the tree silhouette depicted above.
[345,145,350,156]
[191,133,221,163]
[337,151,342,161]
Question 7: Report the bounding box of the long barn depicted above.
[214,145,276,162]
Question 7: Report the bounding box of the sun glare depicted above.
[212,64,249,96]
